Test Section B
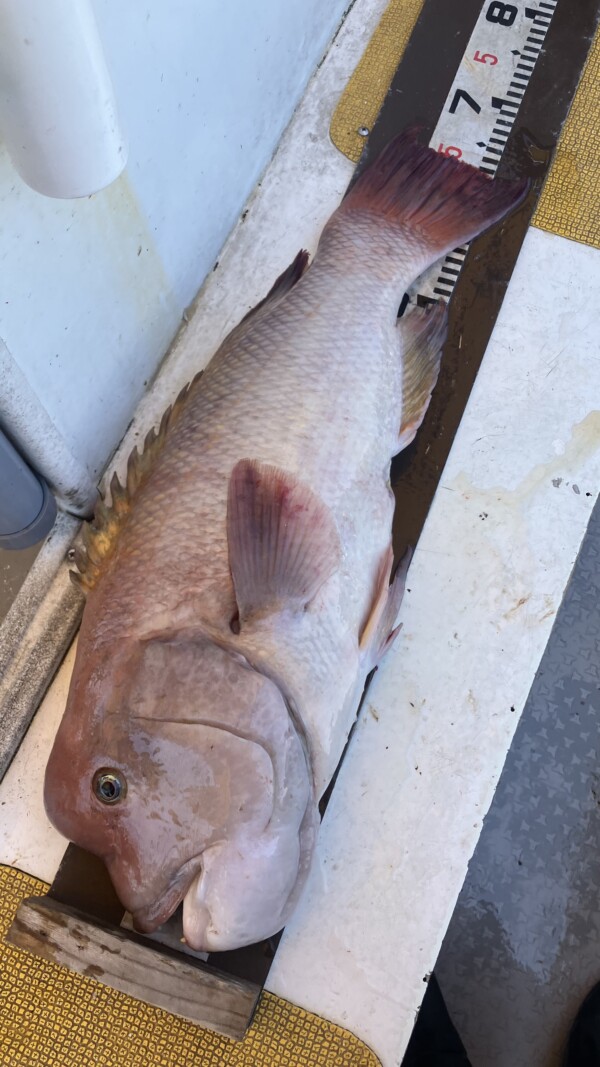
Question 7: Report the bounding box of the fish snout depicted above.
[127,853,204,933]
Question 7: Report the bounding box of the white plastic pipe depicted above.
[0,0,127,198]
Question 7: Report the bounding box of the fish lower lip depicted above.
[133,856,203,932]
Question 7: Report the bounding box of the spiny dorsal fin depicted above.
[71,370,202,593]
[397,301,447,452]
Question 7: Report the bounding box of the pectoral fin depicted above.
[227,459,340,625]
[359,545,412,669]
[397,301,447,452]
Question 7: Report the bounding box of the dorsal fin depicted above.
[71,370,202,593]
[72,253,309,594]
[239,250,310,326]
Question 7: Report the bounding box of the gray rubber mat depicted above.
[436,496,600,1067]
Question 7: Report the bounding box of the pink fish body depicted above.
[44,131,527,951]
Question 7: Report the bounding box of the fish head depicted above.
[44,625,314,949]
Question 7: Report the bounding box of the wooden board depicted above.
[6,895,260,1042]
[45,842,281,984]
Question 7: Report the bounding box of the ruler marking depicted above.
[409,0,558,306]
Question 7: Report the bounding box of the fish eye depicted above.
[93,769,127,805]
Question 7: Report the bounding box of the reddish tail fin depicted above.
[340,127,529,257]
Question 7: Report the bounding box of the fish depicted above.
[44,129,528,952]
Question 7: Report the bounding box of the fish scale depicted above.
[45,130,528,951]
[97,266,400,652]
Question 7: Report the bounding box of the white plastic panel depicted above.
[0,0,349,499]
[0,0,127,198]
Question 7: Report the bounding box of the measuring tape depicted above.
[410,0,558,305]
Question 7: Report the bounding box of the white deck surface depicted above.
[1,0,599,1063]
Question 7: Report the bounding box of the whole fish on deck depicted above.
[44,130,527,951]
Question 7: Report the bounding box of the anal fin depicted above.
[397,301,447,452]
[227,460,340,626]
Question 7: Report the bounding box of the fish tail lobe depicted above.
[338,126,529,259]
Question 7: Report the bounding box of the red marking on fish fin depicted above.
[397,301,448,451]
[239,250,310,325]
[340,127,529,256]
[227,460,340,624]
[359,545,412,668]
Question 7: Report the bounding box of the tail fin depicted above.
[340,127,529,258]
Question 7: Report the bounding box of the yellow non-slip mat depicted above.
[331,0,600,250]
[0,866,380,1067]
[330,0,423,164]
[533,25,600,247]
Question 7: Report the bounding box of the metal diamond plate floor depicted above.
[436,496,600,1067]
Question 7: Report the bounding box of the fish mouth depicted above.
[132,854,203,933]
